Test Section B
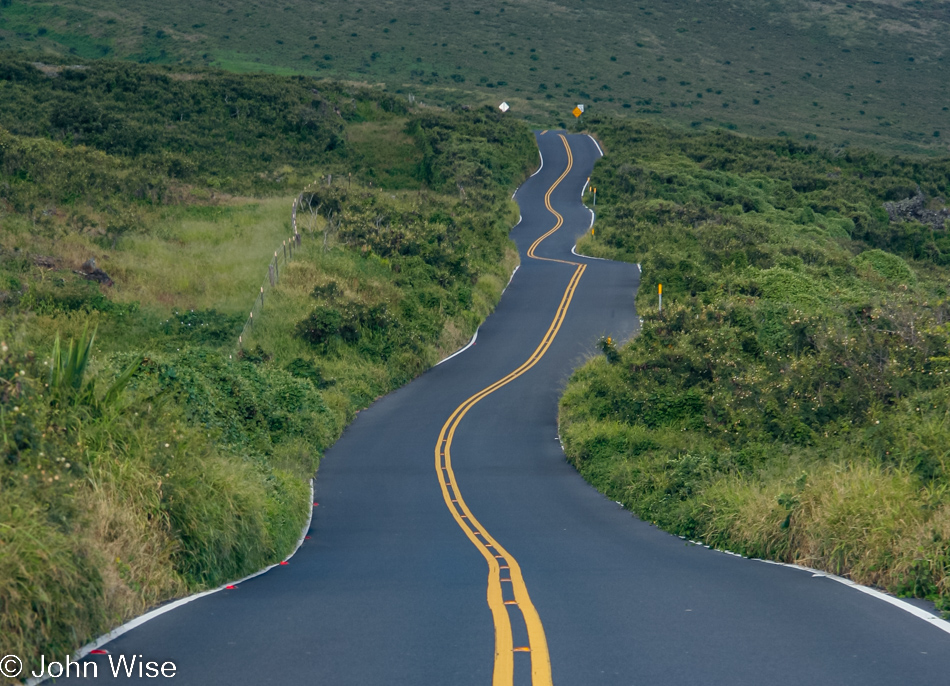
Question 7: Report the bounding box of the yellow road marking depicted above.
[436,134,584,686]
[528,136,576,264]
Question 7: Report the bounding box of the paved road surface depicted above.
[59,132,950,685]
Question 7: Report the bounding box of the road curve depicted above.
[60,132,950,686]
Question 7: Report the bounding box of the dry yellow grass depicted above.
[82,466,187,620]
[701,461,948,601]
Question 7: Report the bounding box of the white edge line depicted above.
[553,436,950,637]
[571,244,608,261]
[435,264,520,367]
[26,479,317,685]
[754,559,950,635]
[569,197,607,261]
[587,134,604,157]
[504,260,521,291]
[529,146,545,177]
[435,329,479,366]
[438,144,530,370]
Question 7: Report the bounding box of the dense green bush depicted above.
[0,329,320,659]
[293,108,534,372]
[407,107,538,194]
[563,116,950,611]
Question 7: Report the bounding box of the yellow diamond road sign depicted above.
[572,106,583,118]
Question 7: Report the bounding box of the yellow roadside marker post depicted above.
[658,283,663,312]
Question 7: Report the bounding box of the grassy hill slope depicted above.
[0,55,536,673]
[562,115,950,613]
[1,0,948,155]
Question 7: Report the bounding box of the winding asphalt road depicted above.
[58,132,950,685]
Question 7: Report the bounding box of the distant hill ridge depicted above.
[0,0,948,155]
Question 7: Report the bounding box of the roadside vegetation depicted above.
[4,0,949,665]
[562,115,950,613]
[1,0,947,155]
[0,53,535,671]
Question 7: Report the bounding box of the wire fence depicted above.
[234,182,319,353]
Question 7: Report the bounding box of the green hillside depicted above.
[1,0,948,155]
[561,116,950,613]
[0,54,537,669]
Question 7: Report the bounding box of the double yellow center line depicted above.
[434,135,585,686]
